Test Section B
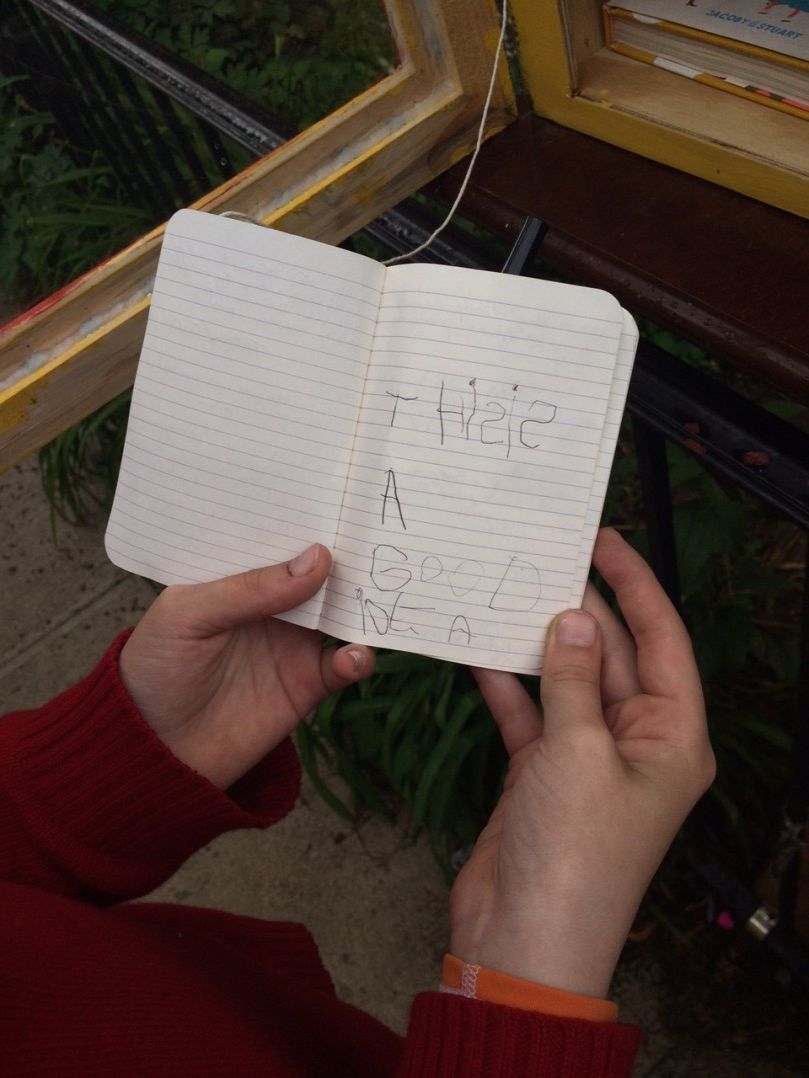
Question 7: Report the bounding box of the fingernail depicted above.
[346,648,364,672]
[556,611,597,646]
[289,544,319,577]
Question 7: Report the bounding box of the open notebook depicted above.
[106,209,638,674]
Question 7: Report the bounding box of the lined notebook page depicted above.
[106,210,383,630]
[569,311,638,611]
[319,263,626,674]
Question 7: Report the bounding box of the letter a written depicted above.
[381,469,407,530]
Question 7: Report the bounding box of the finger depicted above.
[471,666,542,756]
[172,543,332,633]
[581,582,641,705]
[593,529,702,707]
[319,643,376,695]
[539,610,605,736]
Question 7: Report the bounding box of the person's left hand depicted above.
[119,543,374,790]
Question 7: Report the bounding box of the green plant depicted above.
[38,392,131,529]
[669,449,798,861]
[91,0,395,132]
[0,76,152,302]
[0,76,145,524]
[607,435,801,879]
[298,651,508,876]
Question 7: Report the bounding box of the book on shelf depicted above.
[603,1,809,119]
[105,209,638,675]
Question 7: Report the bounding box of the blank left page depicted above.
[105,210,384,630]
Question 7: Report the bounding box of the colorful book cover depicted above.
[604,4,809,117]
[613,0,809,62]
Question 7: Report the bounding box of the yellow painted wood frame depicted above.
[511,0,808,219]
[0,0,515,470]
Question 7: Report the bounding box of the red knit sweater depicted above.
[0,636,641,1076]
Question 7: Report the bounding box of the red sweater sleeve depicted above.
[0,632,301,904]
[397,994,641,1077]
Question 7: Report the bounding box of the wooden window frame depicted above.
[0,0,515,470]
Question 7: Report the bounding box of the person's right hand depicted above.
[449,527,715,999]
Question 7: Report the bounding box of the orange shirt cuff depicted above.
[440,954,618,1023]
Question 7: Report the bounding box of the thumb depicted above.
[540,610,604,734]
[173,543,332,632]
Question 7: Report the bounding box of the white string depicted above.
[383,0,509,266]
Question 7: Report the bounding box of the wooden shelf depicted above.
[511,0,809,218]
[430,115,809,400]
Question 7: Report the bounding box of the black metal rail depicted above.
[630,346,809,531]
[23,0,290,155]
[3,0,808,981]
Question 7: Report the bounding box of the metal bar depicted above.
[632,416,681,607]
[501,217,547,275]
[629,342,809,530]
[366,203,502,269]
[26,0,290,155]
